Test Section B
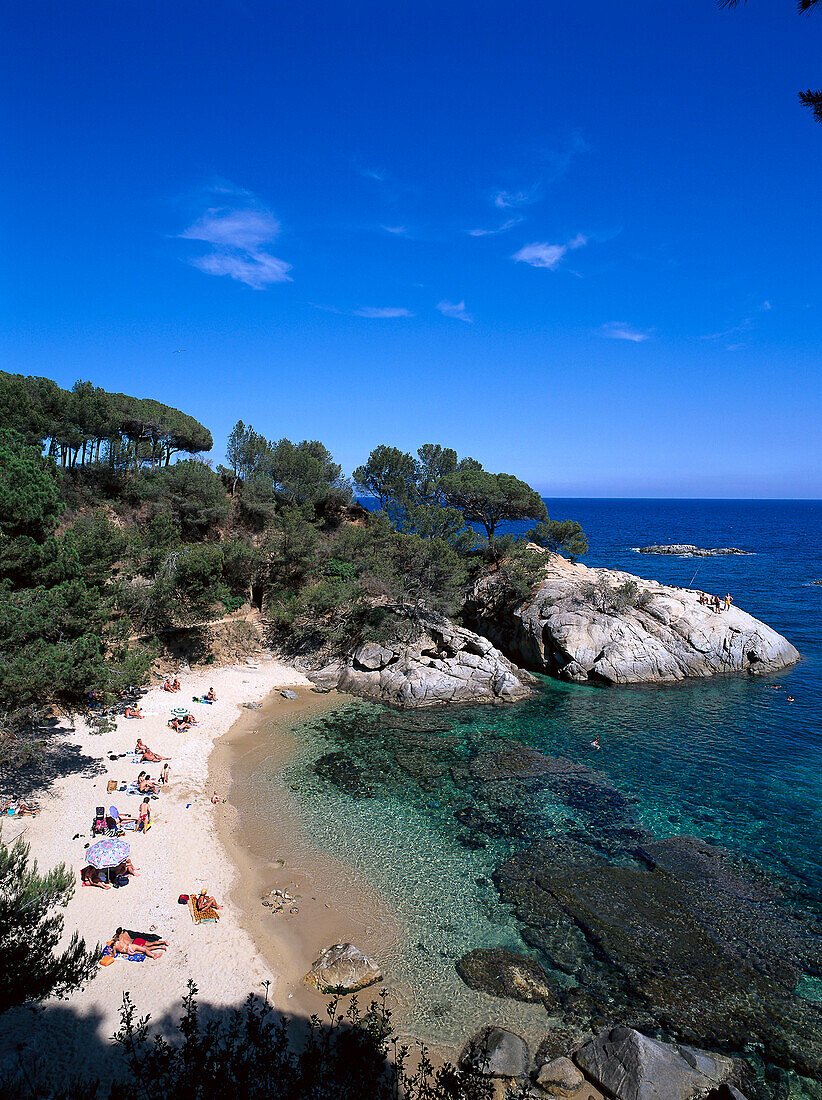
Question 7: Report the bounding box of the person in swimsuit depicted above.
[137,772,159,794]
[195,888,223,916]
[112,928,168,959]
[81,865,112,889]
[1,798,38,816]
[138,797,152,832]
[135,739,170,763]
[112,858,139,878]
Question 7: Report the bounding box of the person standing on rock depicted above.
[724,593,733,611]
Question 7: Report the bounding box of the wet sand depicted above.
[209,689,403,1022]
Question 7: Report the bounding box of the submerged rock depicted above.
[493,835,822,1078]
[469,554,799,684]
[455,947,557,1008]
[306,606,537,708]
[574,1027,735,1100]
[303,942,382,994]
[460,1026,529,1078]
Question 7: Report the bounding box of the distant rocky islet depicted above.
[634,544,751,556]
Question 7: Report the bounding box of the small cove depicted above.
[238,499,822,1093]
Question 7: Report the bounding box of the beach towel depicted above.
[100,944,146,964]
[188,895,218,924]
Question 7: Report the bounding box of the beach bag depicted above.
[178,894,189,904]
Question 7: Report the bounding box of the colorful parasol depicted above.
[85,837,130,869]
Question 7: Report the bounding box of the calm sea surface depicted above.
[251,500,822,1083]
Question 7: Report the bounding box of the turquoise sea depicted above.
[255,500,822,1095]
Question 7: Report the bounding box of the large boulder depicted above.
[455,947,557,1008]
[574,1028,735,1100]
[534,1056,585,1095]
[469,554,799,684]
[307,607,537,708]
[460,1026,529,1078]
[303,943,382,994]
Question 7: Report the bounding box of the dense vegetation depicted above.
[0,373,587,756]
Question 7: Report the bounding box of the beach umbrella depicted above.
[86,837,130,869]
[171,707,190,716]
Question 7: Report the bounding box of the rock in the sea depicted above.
[493,834,822,1078]
[306,606,537,708]
[574,1027,735,1100]
[460,1026,529,1078]
[534,1056,584,1096]
[636,545,749,557]
[280,688,298,699]
[455,947,556,1008]
[303,943,382,994]
[469,554,799,684]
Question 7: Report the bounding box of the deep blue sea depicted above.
[252,500,822,1090]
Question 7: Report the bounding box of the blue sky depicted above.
[1,0,820,496]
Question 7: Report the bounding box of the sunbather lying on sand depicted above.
[81,865,112,889]
[124,705,143,719]
[135,739,170,762]
[1,798,38,816]
[112,928,168,959]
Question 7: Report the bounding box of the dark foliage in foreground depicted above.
[0,828,98,1014]
[2,982,505,1100]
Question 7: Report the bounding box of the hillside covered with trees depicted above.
[0,370,586,759]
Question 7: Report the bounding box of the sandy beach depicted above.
[0,657,364,1088]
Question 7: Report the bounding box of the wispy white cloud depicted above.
[359,165,388,182]
[354,306,414,319]
[601,322,651,343]
[761,300,772,311]
[512,233,587,270]
[437,300,472,322]
[180,193,291,289]
[542,132,590,180]
[381,225,408,235]
[702,318,751,341]
[467,216,524,238]
[494,184,541,209]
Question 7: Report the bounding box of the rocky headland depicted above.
[305,606,537,707]
[468,553,799,684]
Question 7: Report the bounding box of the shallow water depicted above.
[253,500,822,1090]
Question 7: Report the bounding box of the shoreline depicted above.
[0,658,323,1086]
[208,687,402,1022]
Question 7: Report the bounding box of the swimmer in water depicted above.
[787,695,795,703]
[590,738,600,750]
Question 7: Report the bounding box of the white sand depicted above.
[0,659,313,1086]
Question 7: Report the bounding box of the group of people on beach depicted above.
[76,671,227,962]
[698,591,733,613]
